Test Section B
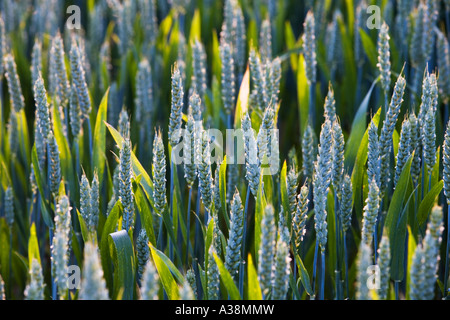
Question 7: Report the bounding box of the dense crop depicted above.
[1,0,450,301]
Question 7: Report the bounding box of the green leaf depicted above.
[385,154,414,281]
[359,28,378,68]
[198,263,207,299]
[385,154,414,237]
[294,253,314,297]
[337,15,356,99]
[133,183,157,246]
[17,110,31,167]
[0,159,11,190]
[284,21,299,73]
[189,9,201,42]
[31,146,53,228]
[12,251,29,290]
[234,66,250,129]
[326,190,337,285]
[405,226,417,300]
[106,122,154,205]
[52,104,77,200]
[71,230,83,273]
[390,194,412,282]
[417,180,444,228]
[0,220,11,294]
[247,254,262,300]
[297,54,310,137]
[211,31,221,85]
[28,223,41,267]
[0,98,2,152]
[431,148,440,188]
[170,147,186,247]
[219,156,230,229]
[109,230,136,300]
[100,201,122,295]
[93,88,109,186]
[160,205,182,262]
[280,161,290,223]
[77,209,90,243]
[254,175,267,265]
[212,252,241,300]
[393,129,400,159]
[205,218,215,257]
[262,172,273,208]
[150,245,185,284]
[150,245,179,300]
[345,0,355,37]
[211,76,222,128]
[345,78,379,170]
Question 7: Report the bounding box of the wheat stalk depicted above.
[24,259,45,300]
[136,229,150,286]
[377,234,391,300]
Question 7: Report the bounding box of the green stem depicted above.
[50,226,57,300]
[194,189,201,263]
[186,187,193,266]
[320,251,325,300]
[355,67,363,109]
[8,232,12,299]
[421,156,426,202]
[344,233,349,299]
[169,159,174,262]
[75,137,80,178]
[374,223,378,263]
[395,281,400,300]
[334,192,341,300]
[293,262,298,300]
[309,82,316,129]
[157,217,164,250]
[239,187,251,297]
[86,117,93,172]
[446,8,450,43]
[0,79,3,153]
[312,239,319,296]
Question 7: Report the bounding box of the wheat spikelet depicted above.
[361,178,380,245]
[153,131,167,215]
[137,229,150,286]
[293,184,308,251]
[51,196,72,298]
[377,234,391,300]
[24,259,45,300]
[271,238,290,300]
[225,189,244,278]
[120,139,135,231]
[4,53,25,112]
[340,174,353,233]
[394,117,412,186]
[302,11,317,85]
[79,242,109,300]
[377,22,391,93]
[356,242,373,300]
[169,64,184,145]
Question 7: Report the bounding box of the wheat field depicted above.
[0,0,449,301]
